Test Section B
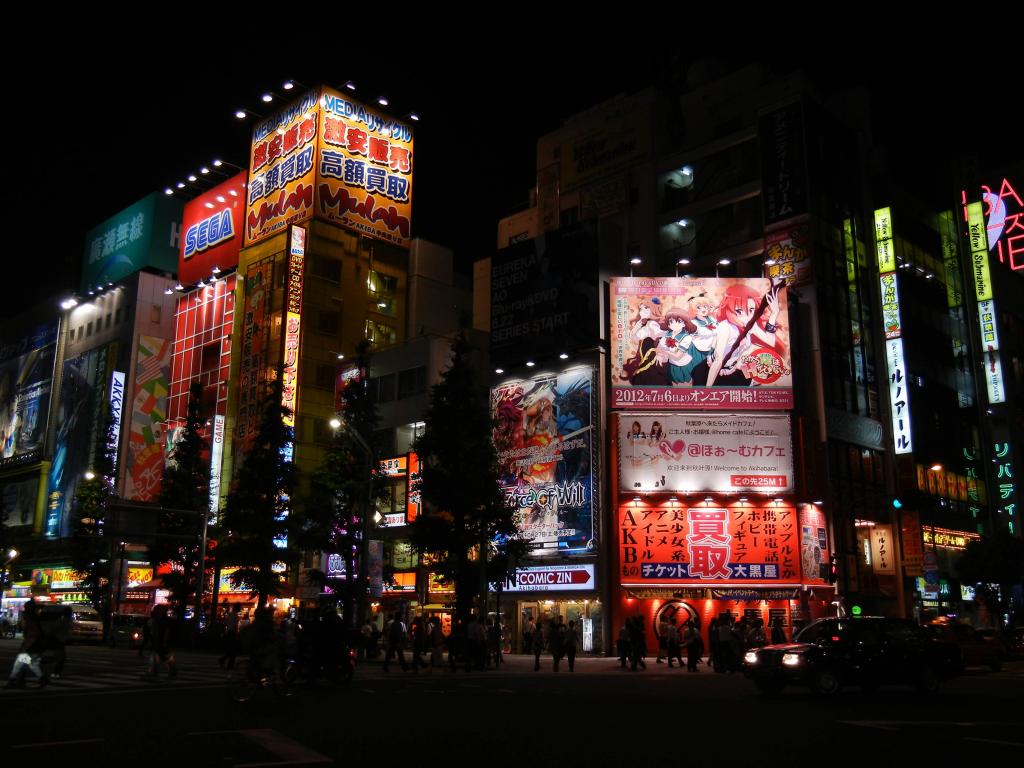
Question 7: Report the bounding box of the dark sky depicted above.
[4,41,1019,320]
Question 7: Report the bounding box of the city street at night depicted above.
[2,640,1023,765]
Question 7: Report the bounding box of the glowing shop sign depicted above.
[967,202,1005,404]
[875,207,911,454]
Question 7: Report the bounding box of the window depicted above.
[316,310,340,336]
[397,366,426,399]
[376,373,396,403]
[86,321,93,337]
[310,256,342,283]
[312,363,335,390]
[105,313,112,329]
[395,422,425,454]
[365,320,396,348]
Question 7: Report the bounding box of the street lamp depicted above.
[0,548,19,619]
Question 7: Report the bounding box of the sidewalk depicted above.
[358,652,713,675]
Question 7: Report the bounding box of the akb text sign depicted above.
[492,564,595,593]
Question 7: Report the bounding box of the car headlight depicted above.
[781,653,803,666]
[743,651,759,665]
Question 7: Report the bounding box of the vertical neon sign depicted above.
[875,208,912,454]
[966,202,1006,404]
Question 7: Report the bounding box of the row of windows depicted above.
[72,304,131,342]
[369,366,427,403]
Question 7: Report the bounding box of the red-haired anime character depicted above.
[691,282,782,387]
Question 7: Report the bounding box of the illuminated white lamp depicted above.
[261,93,273,103]
[197,279,205,288]
[559,353,569,360]
[494,368,504,374]
[929,463,943,472]
[630,257,642,265]
[525,361,535,367]
[677,258,690,266]
[378,96,389,106]
[176,182,185,189]
[813,500,824,505]
[201,167,210,174]
[164,187,173,195]
[204,202,214,209]
[188,175,197,182]
[409,113,420,121]
[60,298,78,310]
[704,496,713,503]
[344,80,356,91]
[175,283,184,291]
[328,417,342,430]
[336,353,344,360]
[234,110,246,119]
[212,266,221,275]
[164,287,173,295]
[677,218,691,227]
[216,196,225,203]
[668,496,678,503]
[283,81,294,91]
[774,497,783,504]
[739,497,749,503]
[764,258,777,266]
[213,159,223,167]
[633,496,642,503]
[718,258,731,266]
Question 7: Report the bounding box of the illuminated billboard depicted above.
[0,321,58,469]
[617,414,794,494]
[963,178,1024,271]
[619,499,800,586]
[492,367,598,555]
[46,343,117,538]
[875,208,912,454]
[609,277,792,410]
[179,172,246,284]
[124,336,171,501]
[245,87,414,248]
[281,226,305,428]
[967,202,1006,404]
[82,192,182,293]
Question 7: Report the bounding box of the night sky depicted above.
[4,41,1018,321]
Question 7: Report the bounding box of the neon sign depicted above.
[966,202,1005,404]
[875,208,911,453]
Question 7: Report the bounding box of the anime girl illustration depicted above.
[620,298,669,385]
[691,281,783,388]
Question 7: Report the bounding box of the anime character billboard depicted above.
[610,277,792,410]
[492,367,598,556]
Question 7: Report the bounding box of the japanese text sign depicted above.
[869,525,895,575]
[618,413,793,493]
[618,500,799,586]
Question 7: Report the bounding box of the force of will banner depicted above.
[619,501,799,586]
[492,367,598,555]
[609,277,792,411]
[125,336,171,501]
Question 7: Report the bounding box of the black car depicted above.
[742,616,959,696]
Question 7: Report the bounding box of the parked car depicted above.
[926,618,1004,671]
[65,605,104,643]
[743,616,959,696]
[108,614,146,649]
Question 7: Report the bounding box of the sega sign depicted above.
[178,172,246,284]
[184,209,234,259]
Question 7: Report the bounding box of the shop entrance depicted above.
[516,599,603,655]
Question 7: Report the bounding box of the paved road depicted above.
[2,639,1022,765]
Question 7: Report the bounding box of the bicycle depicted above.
[227,656,298,703]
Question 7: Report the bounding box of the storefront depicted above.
[491,563,603,654]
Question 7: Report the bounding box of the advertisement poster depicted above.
[0,321,58,468]
[492,367,598,555]
[125,336,171,501]
[236,260,273,445]
[610,277,792,410]
[494,564,595,593]
[619,501,799,585]
[316,86,414,248]
[900,509,923,577]
[797,503,830,584]
[617,413,793,493]
[764,222,813,287]
[46,344,115,538]
[1,475,39,527]
[869,525,896,575]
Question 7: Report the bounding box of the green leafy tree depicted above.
[154,382,210,621]
[410,333,523,623]
[69,406,118,612]
[300,341,383,625]
[217,376,299,610]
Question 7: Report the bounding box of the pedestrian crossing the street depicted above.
[1,658,230,696]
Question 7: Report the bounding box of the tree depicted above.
[409,333,523,624]
[68,406,118,613]
[217,376,299,610]
[954,532,1024,625]
[300,341,383,626]
[154,382,210,622]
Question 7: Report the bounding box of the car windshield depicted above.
[74,610,100,622]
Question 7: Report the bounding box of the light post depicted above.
[0,548,19,619]
[330,414,373,628]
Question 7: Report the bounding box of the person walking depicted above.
[533,618,546,671]
[617,622,631,669]
[45,604,71,679]
[656,614,669,664]
[565,620,579,672]
[383,613,408,672]
[522,616,535,655]
[6,599,47,688]
[665,617,683,668]
[145,604,176,680]
[770,616,786,645]
[219,604,242,669]
[629,616,647,671]
[550,616,566,672]
[428,617,444,672]
[682,621,703,672]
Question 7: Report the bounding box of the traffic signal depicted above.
[827,553,839,584]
